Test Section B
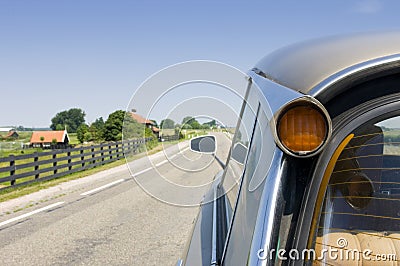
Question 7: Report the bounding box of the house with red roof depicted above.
[129,112,160,137]
[0,128,19,139]
[30,130,70,148]
[6,130,19,139]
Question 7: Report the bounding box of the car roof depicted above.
[253,31,400,95]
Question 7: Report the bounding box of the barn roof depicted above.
[6,131,18,138]
[130,113,154,125]
[30,130,69,143]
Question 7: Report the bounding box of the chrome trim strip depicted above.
[211,187,218,265]
[175,259,183,266]
[309,54,400,100]
[225,196,230,233]
[248,149,285,266]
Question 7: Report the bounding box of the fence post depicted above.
[34,152,39,179]
[135,140,139,154]
[53,153,57,175]
[67,150,72,171]
[109,144,112,160]
[80,148,85,168]
[116,143,119,159]
[91,145,95,165]
[101,146,104,164]
[10,155,15,186]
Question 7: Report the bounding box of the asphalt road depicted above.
[0,132,231,266]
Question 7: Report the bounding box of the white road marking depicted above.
[181,147,190,153]
[155,160,168,167]
[0,201,65,228]
[131,167,152,177]
[81,179,125,196]
[133,147,191,173]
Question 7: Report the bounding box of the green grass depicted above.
[0,141,177,203]
[68,133,79,145]
[0,148,43,158]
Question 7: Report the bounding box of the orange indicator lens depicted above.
[278,105,327,153]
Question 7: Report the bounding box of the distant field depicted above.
[159,129,176,136]
[68,133,79,145]
[0,131,32,143]
[384,145,400,155]
[384,129,400,142]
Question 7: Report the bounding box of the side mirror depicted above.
[190,135,216,154]
[231,142,248,165]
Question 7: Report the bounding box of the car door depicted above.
[294,92,400,265]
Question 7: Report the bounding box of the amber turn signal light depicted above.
[277,101,330,156]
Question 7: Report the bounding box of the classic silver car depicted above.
[180,32,400,265]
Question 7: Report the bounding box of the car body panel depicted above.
[183,171,224,266]
[254,32,400,95]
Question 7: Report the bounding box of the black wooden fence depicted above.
[0,138,150,191]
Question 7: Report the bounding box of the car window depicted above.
[222,106,278,265]
[311,114,400,264]
[221,93,258,222]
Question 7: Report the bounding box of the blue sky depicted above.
[1,0,399,127]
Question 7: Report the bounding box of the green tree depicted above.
[191,120,201,129]
[145,128,158,149]
[122,113,146,140]
[50,108,86,133]
[182,116,193,126]
[160,118,175,129]
[89,117,105,142]
[104,110,126,141]
[182,116,201,129]
[76,124,89,143]
[203,119,216,128]
[84,132,93,142]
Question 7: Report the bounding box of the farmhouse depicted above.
[0,127,19,139]
[6,130,19,139]
[30,130,70,148]
[129,112,160,137]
